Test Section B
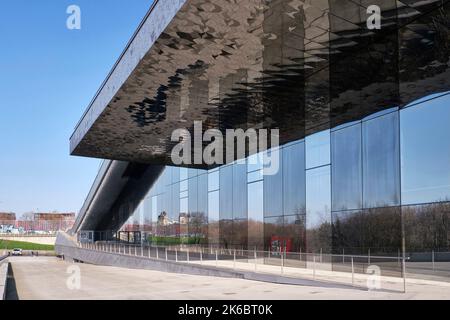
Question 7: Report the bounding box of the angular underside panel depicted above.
[70,0,450,165]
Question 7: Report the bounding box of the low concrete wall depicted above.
[0,258,8,300]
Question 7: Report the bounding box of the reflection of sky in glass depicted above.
[151,196,158,222]
[208,191,219,222]
[180,198,188,214]
[403,91,450,108]
[247,152,264,172]
[306,165,331,229]
[401,94,450,204]
[180,167,188,181]
[248,181,263,222]
[306,130,330,169]
[208,170,219,191]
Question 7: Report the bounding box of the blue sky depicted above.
[0,0,153,217]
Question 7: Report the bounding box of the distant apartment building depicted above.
[0,212,16,226]
[16,213,75,232]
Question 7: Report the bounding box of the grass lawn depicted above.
[0,239,55,251]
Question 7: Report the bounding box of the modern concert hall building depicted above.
[66,0,450,265]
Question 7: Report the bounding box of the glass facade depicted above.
[119,92,450,259]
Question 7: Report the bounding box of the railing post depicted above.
[342,248,345,264]
[281,250,284,274]
[141,245,143,257]
[351,256,355,286]
[254,250,257,271]
[402,257,407,293]
[215,250,218,267]
[156,247,159,260]
[176,249,178,262]
[320,248,322,264]
[187,248,190,262]
[165,247,168,261]
[432,250,435,271]
[233,249,236,270]
[368,249,371,265]
[200,250,203,265]
[313,254,316,279]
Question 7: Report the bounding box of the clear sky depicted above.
[0,0,154,217]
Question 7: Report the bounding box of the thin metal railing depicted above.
[75,241,411,292]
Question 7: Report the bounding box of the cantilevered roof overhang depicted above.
[71,0,450,165]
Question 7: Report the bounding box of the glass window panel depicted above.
[264,149,283,217]
[220,165,233,220]
[180,190,188,198]
[283,142,306,216]
[189,168,199,178]
[198,174,208,217]
[248,169,263,183]
[362,207,401,255]
[331,123,362,211]
[284,214,306,253]
[233,163,247,220]
[180,167,188,181]
[208,191,220,246]
[208,170,219,191]
[306,130,330,169]
[188,176,198,214]
[264,216,284,252]
[306,165,331,252]
[171,167,180,184]
[331,210,363,255]
[362,111,400,208]
[401,97,450,204]
[403,202,450,252]
[171,183,179,221]
[180,179,188,192]
[143,197,152,232]
[233,219,247,249]
[247,152,264,173]
[248,181,264,250]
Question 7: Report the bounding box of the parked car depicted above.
[11,248,23,256]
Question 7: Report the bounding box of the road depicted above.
[6,257,450,300]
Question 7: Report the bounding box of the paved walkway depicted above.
[6,257,450,300]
